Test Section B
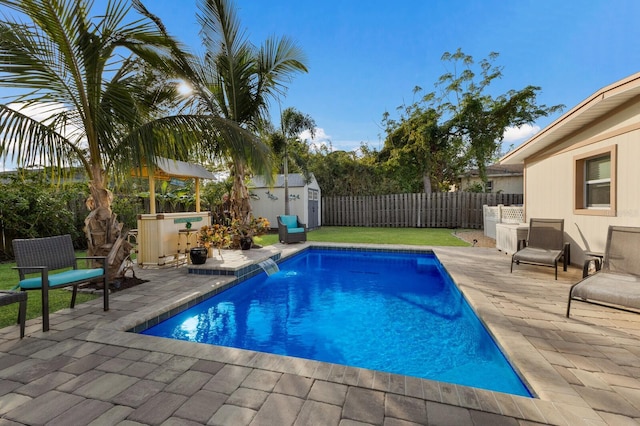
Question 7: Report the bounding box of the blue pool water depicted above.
[142,248,531,396]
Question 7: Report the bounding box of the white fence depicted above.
[483,204,525,239]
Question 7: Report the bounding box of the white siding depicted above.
[524,108,640,264]
[248,174,322,229]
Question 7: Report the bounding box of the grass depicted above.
[0,227,469,331]
[253,226,471,247]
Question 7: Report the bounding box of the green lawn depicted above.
[1,227,469,330]
[254,226,470,247]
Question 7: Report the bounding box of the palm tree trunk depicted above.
[84,171,130,284]
[230,163,252,223]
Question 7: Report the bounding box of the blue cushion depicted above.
[287,227,305,234]
[280,215,298,229]
[19,268,104,290]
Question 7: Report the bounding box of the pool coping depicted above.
[82,242,597,423]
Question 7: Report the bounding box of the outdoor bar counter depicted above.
[132,157,215,267]
[137,212,210,267]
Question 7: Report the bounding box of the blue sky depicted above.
[3,0,640,155]
[153,0,640,152]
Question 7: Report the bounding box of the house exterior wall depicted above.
[523,103,640,264]
[461,175,523,194]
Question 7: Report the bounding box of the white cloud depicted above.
[502,123,540,144]
[299,127,361,152]
[300,127,332,152]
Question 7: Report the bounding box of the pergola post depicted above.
[149,174,156,215]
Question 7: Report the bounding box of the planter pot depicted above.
[240,237,253,250]
[189,247,208,265]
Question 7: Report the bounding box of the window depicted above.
[485,180,493,192]
[574,145,616,216]
[585,155,610,208]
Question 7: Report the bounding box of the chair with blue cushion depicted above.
[277,215,307,244]
[12,234,108,332]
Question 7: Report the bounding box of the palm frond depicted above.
[257,35,308,98]
[0,103,87,171]
[109,114,272,176]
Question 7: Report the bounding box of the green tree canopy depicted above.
[379,49,563,192]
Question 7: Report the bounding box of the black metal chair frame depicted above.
[0,291,27,338]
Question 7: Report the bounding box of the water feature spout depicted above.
[257,258,280,276]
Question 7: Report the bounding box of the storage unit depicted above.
[496,223,528,255]
[249,173,321,230]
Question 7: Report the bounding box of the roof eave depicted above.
[501,71,640,165]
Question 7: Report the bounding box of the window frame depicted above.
[574,145,617,216]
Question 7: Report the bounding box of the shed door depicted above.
[308,189,319,229]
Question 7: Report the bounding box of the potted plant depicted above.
[194,224,232,259]
[231,215,270,250]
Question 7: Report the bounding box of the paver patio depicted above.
[0,243,639,425]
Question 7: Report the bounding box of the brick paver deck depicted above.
[1,243,639,425]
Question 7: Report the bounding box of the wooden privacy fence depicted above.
[322,192,523,229]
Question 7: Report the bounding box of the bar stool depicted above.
[0,290,27,338]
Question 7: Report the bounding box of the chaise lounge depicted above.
[567,225,640,317]
[277,215,307,244]
[510,218,567,280]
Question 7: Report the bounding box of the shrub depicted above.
[0,175,81,258]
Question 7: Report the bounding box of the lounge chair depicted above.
[277,215,307,244]
[567,226,640,317]
[510,218,567,280]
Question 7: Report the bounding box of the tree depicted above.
[379,100,463,192]
[183,0,309,224]
[308,147,392,196]
[380,49,563,192]
[436,49,563,187]
[268,107,315,214]
[0,0,253,275]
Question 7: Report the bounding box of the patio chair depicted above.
[277,215,307,244]
[12,234,108,332]
[567,226,640,317]
[0,291,27,338]
[510,218,566,280]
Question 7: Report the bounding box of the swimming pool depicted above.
[142,248,531,396]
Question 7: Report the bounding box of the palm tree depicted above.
[0,0,253,273]
[269,107,316,214]
[184,0,309,224]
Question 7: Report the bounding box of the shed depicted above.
[249,173,321,230]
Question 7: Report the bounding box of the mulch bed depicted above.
[79,275,148,294]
